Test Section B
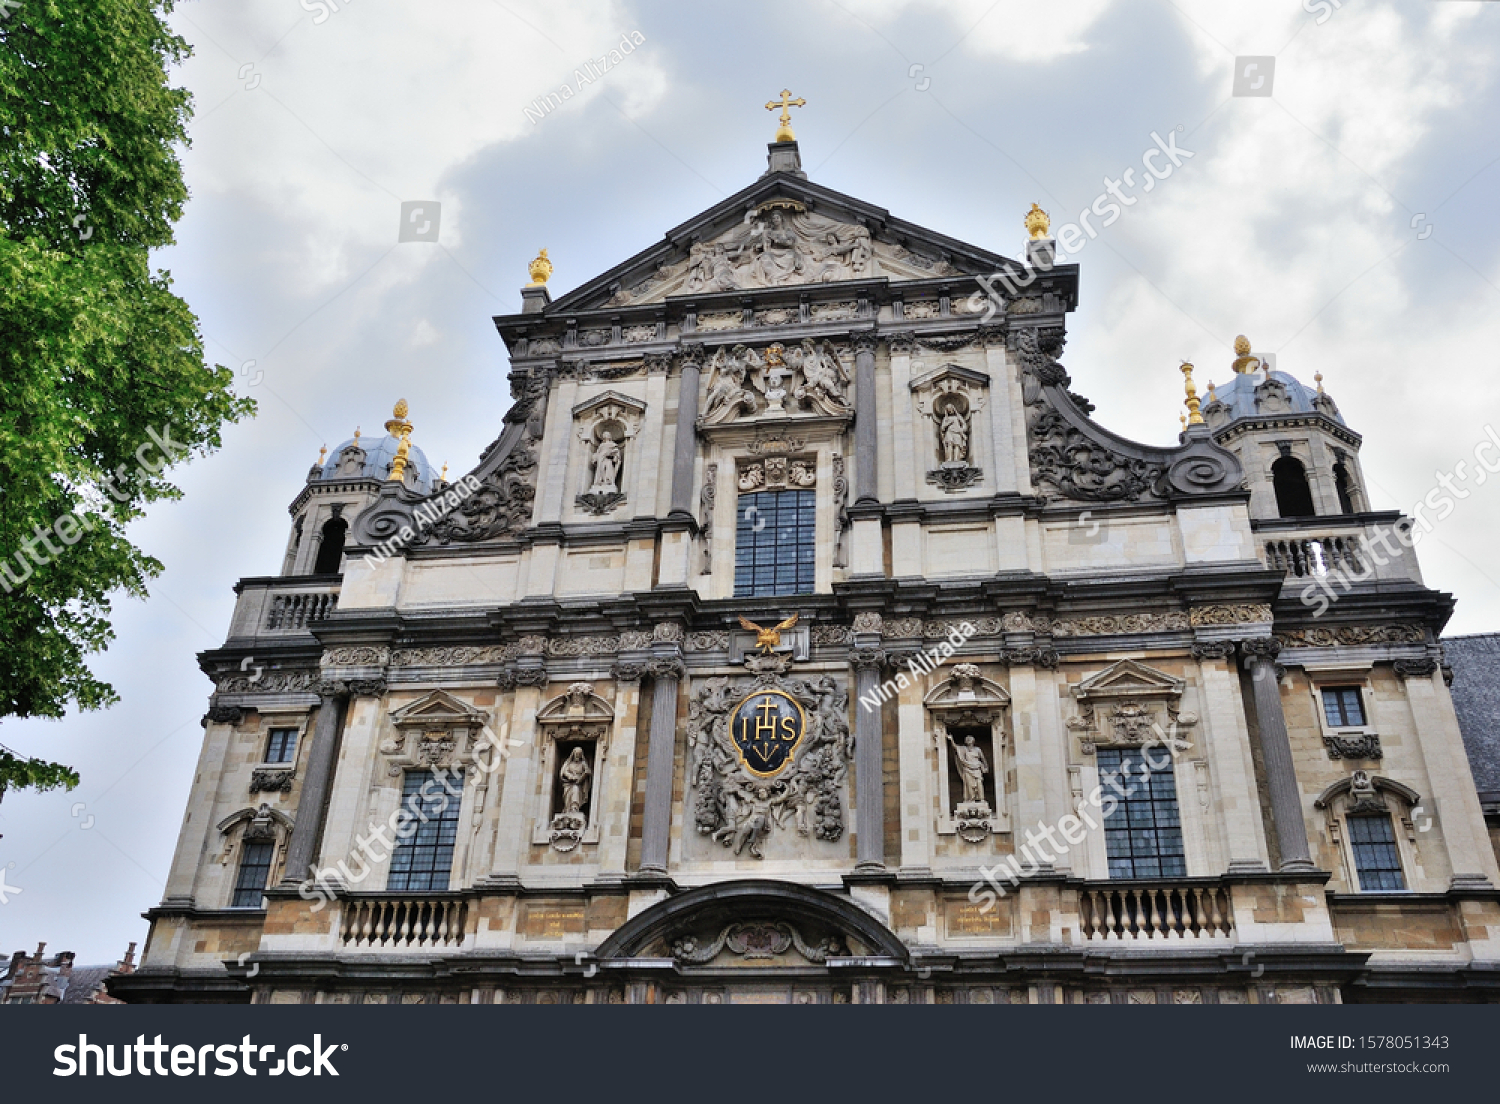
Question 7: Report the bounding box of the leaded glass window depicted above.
[265,728,298,764]
[734,489,815,598]
[1097,747,1186,879]
[1348,814,1405,890]
[231,841,274,908]
[1321,686,1366,727]
[387,769,463,892]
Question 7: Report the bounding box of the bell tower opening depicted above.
[313,516,348,575]
[1272,456,1316,518]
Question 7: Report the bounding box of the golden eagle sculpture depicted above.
[738,613,799,654]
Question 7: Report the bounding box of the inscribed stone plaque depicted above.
[522,903,587,940]
[944,898,1010,937]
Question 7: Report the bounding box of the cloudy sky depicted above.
[2,0,1498,963]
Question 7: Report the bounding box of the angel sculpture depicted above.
[702,347,758,424]
[738,613,799,654]
[793,339,852,415]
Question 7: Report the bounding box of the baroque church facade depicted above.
[116,124,1500,1006]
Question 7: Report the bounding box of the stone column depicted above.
[639,650,685,874]
[851,645,887,870]
[668,345,703,519]
[1240,639,1314,871]
[1396,658,1499,888]
[281,680,351,883]
[1192,642,1271,871]
[853,333,879,505]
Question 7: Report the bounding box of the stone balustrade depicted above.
[339,896,469,950]
[1078,881,1235,941]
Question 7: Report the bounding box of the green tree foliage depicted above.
[0,0,254,796]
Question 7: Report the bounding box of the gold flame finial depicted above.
[527,249,552,287]
[765,88,806,143]
[1179,412,1187,432]
[317,444,327,465]
[385,399,415,482]
[353,426,361,442]
[1181,361,1204,425]
[1025,203,1051,241]
[1314,371,1325,394]
[440,462,448,482]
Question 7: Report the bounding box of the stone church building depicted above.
[115,122,1500,1005]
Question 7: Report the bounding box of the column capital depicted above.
[1393,657,1439,679]
[1239,637,1282,662]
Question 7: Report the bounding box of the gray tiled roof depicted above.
[58,966,117,1004]
[1444,633,1500,802]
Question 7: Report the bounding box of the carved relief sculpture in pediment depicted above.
[912,364,988,493]
[1065,659,1198,756]
[379,690,493,777]
[702,341,853,427]
[532,682,615,852]
[604,200,962,306]
[572,391,645,517]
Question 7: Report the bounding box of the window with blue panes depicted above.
[1097,747,1186,879]
[1347,814,1405,890]
[734,489,815,598]
[265,728,298,764]
[231,841,274,908]
[387,769,463,892]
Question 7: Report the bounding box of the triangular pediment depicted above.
[389,689,489,728]
[1073,659,1184,700]
[538,170,1022,315]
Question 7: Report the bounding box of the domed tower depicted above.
[282,399,442,576]
[1200,336,1366,522]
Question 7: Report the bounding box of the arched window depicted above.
[313,516,347,575]
[1334,461,1357,514]
[1272,457,1316,518]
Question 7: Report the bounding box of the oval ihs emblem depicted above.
[729,689,806,777]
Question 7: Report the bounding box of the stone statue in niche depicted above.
[558,747,592,814]
[948,734,989,805]
[588,430,623,493]
[939,400,970,464]
[913,369,986,493]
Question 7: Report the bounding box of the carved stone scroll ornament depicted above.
[831,453,849,569]
[215,669,317,696]
[1013,326,1241,504]
[688,671,854,851]
[1324,733,1382,761]
[353,368,551,549]
[671,922,846,966]
[249,768,295,793]
[1276,624,1427,647]
[700,463,717,574]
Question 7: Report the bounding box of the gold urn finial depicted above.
[527,248,552,287]
[1180,361,1204,425]
[1025,203,1051,241]
[1314,371,1325,394]
[385,399,415,482]
[1179,412,1187,432]
[1231,334,1262,374]
[353,426,361,443]
[440,462,448,482]
[317,444,327,465]
[765,88,806,143]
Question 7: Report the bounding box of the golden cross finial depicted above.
[765,89,806,142]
